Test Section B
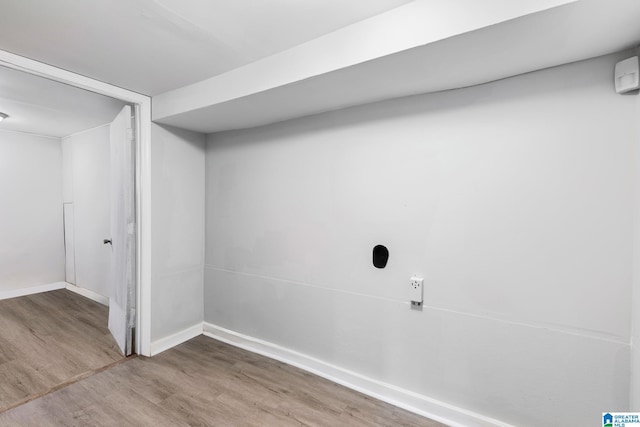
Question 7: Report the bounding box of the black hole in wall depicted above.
[373,245,389,269]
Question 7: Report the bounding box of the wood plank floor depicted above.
[0,335,445,426]
[0,289,123,413]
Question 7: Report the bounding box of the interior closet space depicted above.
[0,62,135,410]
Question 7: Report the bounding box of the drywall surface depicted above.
[62,125,112,298]
[632,94,640,411]
[150,123,205,343]
[154,0,577,125]
[634,333,640,410]
[205,52,635,426]
[0,130,64,291]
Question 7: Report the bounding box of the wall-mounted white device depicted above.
[614,56,640,93]
[409,276,423,307]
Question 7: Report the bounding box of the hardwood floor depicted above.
[0,335,444,426]
[0,289,123,413]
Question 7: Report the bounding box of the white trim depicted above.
[135,101,152,357]
[65,283,109,306]
[0,282,66,301]
[150,323,203,356]
[0,49,153,357]
[0,51,148,101]
[202,322,514,427]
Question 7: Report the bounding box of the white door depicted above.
[107,105,135,356]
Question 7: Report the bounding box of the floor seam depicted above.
[0,354,137,415]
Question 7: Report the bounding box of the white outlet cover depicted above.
[410,276,424,304]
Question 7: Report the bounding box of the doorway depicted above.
[0,48,152,357]
[0,63,141,411]
[61,104,136,355]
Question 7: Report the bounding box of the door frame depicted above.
[0,49,152,356]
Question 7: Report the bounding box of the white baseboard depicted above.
[0,281,66,301]
[65,283,109,306]
[202,322,513,427]
[150,323,203,356]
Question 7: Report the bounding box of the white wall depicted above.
[62,125,111,298]
[204,52,636,426]
[151,123,205,344]
[632,91,640,411]
[0,130,64,292]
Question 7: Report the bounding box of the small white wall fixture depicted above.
[0,49,153,357]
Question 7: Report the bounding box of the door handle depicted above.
[103,239,112,245]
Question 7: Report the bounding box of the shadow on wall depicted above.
[150,122,205,342]
[208,49,634,149]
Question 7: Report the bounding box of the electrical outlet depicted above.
[410,276,423,307]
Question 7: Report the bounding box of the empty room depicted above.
[0,1,639,426]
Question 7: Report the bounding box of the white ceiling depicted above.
[3,0,637,137]
[0,65,127,138]
[0,0,412,96]
[155,0,640,133]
